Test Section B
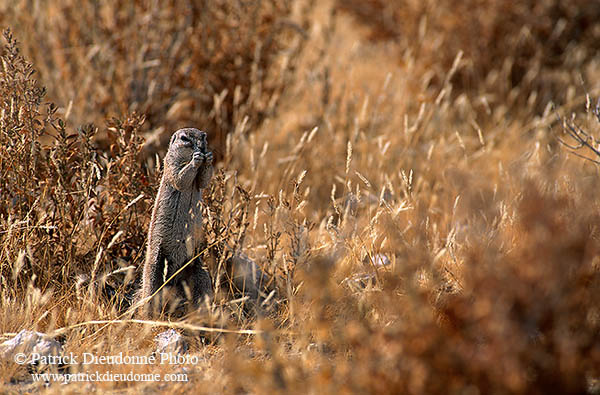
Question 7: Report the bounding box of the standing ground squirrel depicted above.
[140,128,213,316]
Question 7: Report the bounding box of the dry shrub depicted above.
[0,29,153,296]
[337,0,600,107]
[0,0,307,157]
[0,29,271,312]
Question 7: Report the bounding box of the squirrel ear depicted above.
[170,132,178,146]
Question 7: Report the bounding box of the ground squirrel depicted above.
[140,128,214,316]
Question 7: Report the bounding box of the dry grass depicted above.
[1,0,599,393]
[338,0,600,110]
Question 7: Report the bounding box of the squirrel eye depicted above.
[180,135,191,144]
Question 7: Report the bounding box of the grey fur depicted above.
[140,128,214,316]
[229,252,269,310]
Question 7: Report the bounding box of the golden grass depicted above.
[1,0,599,393]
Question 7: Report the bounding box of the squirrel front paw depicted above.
[192,150,213,167]
[192,151,204,167]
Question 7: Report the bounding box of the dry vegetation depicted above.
[1,0,599,393]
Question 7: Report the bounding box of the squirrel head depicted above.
[168,128,208,153]
[165,128,208,169]
[165,128,208,166]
